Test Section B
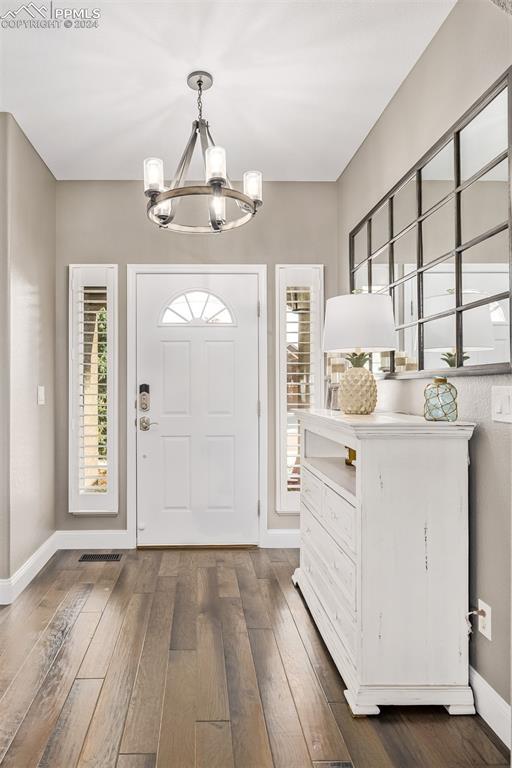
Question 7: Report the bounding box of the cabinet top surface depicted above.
[295,409,476,438]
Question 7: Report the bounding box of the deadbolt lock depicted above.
[140,392,150,411]
[139,384,150,412]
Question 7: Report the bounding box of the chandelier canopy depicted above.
[143,71,263,234]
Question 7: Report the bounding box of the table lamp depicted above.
[323,293,396,414]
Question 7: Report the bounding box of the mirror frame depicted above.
[349,67,512,379]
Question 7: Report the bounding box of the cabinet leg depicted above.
[344,690,380,716]
[445,704,476,715]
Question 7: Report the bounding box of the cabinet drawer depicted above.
[301,467,322,517]
[323,485,357,554]
[302,504,357,613]
[300,540,356,658]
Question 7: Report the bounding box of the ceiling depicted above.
[0,0,457,181]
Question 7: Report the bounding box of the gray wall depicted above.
[336,0,512,702]
[55,180,338,532]
[0,114,56,576]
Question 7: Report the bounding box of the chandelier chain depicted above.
[197,79,203,121]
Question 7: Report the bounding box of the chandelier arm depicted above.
[171,121,199,190]
[198,120,220,231]
[154,120,199,225]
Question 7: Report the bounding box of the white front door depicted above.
[136,272,260,546]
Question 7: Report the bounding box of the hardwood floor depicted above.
[0,548,508,768]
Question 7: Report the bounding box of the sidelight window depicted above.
[276,265,324,513]
[69,265,118,515]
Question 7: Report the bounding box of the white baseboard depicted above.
[55,529,136,550]
[0,532,59,605]
[1,527,300,605]
[0,528,135,605]
[470,666,511,748]
[259,528,300,548]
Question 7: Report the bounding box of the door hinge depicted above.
[257,300,261,317]
[257,499,261,517]
[257,400,261,417]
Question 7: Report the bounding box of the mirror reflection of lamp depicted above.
[423,290,494,367]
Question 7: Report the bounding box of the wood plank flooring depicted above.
[0,548,508,768]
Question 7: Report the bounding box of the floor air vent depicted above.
[78,553,122,562]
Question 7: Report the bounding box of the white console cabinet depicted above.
[292,409,476,716]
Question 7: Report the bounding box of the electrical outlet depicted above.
[478,599,492,640]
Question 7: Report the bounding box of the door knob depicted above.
[139,416,158,431]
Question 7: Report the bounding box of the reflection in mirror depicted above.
[462,301,510,366]
[395,326,418,372]
[353,262,369,293]
[462,229,509,301]
[393,276,417,324]
[422,259,455,317]
[460,158,508,245]
[393,226,416,281]
[371,352,389,373]
[393,176,416,235]
[422,199,454,265]
[457,302,496,365]
[423,313,456,369]
[422,286,456,323]
[371,202,389,253]
[421,140,454,212]
[460,88,508,181]
[371,247,390,291]
[354,225,367,266]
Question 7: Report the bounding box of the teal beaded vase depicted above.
[424,377,458,422]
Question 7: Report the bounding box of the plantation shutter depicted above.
[276,265,324,514]
[69,265,118,515]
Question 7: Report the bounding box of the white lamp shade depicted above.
[205,146,227,184]
[143,157,164,193]
[323,293,396,352]
[423,292,494,351]
[243,171,263,202]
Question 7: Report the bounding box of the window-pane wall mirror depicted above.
[349,69,511,377]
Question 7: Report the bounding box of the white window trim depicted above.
[275,264,324,514]
[68,264,118,515]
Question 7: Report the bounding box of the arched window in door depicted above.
[161,290,234,325]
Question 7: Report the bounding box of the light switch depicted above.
[491,386,512,423]
[37,385,46,406]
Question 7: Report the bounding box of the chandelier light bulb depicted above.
[243,170,263,204]
[211,194,226,225]
[154,199,173,223]
[144,157,164,194]
[205,146,227,184]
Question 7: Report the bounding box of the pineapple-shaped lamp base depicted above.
[339,353,377,415]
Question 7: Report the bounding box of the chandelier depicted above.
[143,71,263,234]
